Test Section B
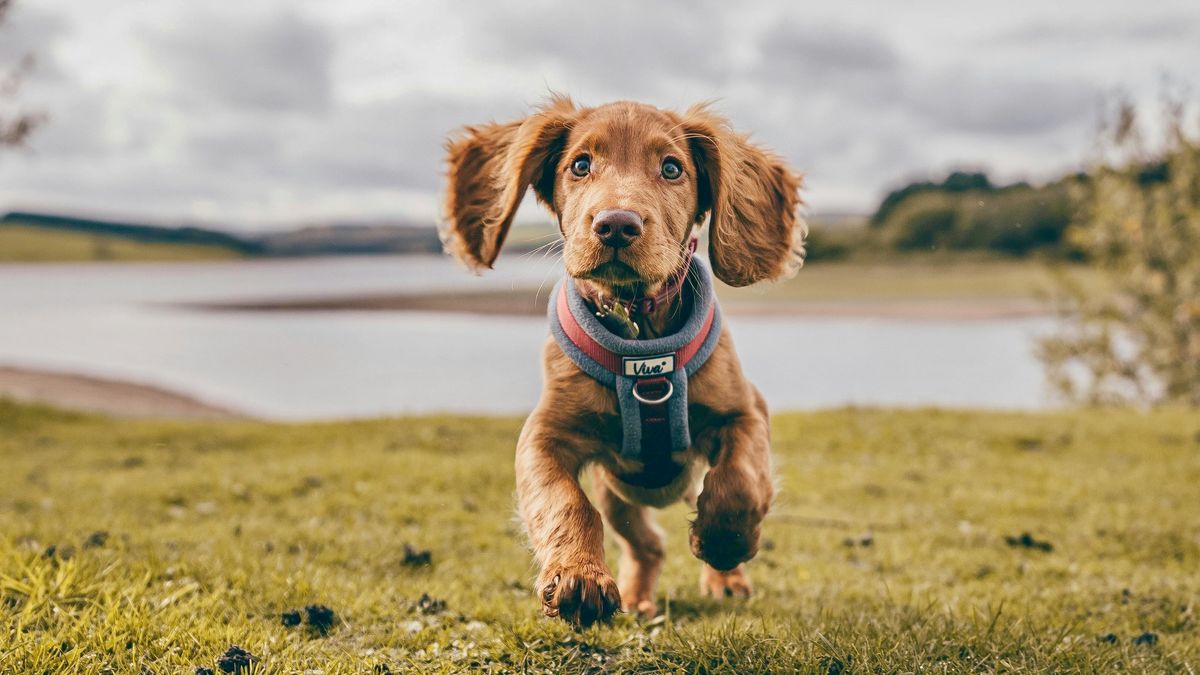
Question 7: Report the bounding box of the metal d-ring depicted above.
[631,379,673,405]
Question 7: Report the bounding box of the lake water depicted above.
[0,255,1058,419]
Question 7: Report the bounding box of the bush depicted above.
[875,182,1076,256]
[955,183,1077,255]
[871,171,993,226]
[879,192,958,250]
[1038,101,1200,406]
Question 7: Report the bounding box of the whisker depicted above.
[539,239,564,265]
[533,245,564,306]
[520,235,564,260]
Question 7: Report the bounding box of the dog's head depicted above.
[442,96,805,293]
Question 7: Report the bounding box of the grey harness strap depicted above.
[548,255,723,461]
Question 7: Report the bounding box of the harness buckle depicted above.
[631,377,673,405]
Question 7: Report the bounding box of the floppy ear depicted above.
[442,97,577,270]
[682,105,806,287]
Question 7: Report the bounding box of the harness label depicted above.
[623,353,676,377]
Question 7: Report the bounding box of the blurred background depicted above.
[1,0,1197,418]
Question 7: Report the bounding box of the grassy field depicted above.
[1,400,1197,673]
[0,224,244,262]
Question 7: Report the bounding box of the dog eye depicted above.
[570,156,591,177]
[660,158,683,180]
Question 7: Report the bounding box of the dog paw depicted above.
[621,594,657,619]
[690,509,761,572]
[700,563,753,599]
[538,562,621,627]
[616,555,662,619]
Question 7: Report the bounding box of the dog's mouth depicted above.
[580,260,641,285]
[569,246,677,297]
[577,258,665,299]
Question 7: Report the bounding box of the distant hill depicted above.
[2,209,875,263]
[0,221,248,263]
[0,211,449,260]
[254,223,441,256]
[2,211,263,255]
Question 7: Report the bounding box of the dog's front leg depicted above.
[690,405,774,573]
[515,426,620,627]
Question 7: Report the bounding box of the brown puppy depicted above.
[442,96,805,626]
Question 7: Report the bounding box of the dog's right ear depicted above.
[442,96,577,270]
[679,104,805,287]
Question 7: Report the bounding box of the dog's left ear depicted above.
[442,96,577,270]
[680,105,806,287]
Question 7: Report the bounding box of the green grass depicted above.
[1,400,1197,673]
[0,224,244,262]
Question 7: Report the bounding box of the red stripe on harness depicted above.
[555,282,715,375]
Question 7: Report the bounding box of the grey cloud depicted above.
[185,119,286,170]
[993,14,1200,44]
[176,94,506,198]
[2,0,1192,227]
[750,22,904,110]
[758,22,900,75]
[472,0,731,96]
[905,73,1100,135]
[19,88,113,157]
[285,95,508,192]
[144,9,333,114]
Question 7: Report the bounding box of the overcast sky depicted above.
[0,0,1197,231]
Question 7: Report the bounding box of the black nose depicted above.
[591,209,643,249]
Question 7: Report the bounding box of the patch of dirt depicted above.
[280,604,337,635]
[415,593,446,615]
[292,475,324,497]
[821,656,849,675]
[43,544,75,560]
[304,604,337,634]
[842,532,874,548]
[1133,632,1159,647]
[215,645,258,673]
[83,531,108,549]
[1014,436,1044,451]
[1004,532,1053,552]
[402,543,432,567]
[0,366,242,419]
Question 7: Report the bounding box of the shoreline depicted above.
[0,366,244,420]
[184,290,1051,321]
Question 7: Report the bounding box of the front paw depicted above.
[690,509,762,572]
[538,561,621,627]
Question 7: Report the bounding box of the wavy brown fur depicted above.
[440,98,805,626]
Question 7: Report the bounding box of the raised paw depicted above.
[700,563,753,599]
[538,561,621,628]
[690,509,762,572]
